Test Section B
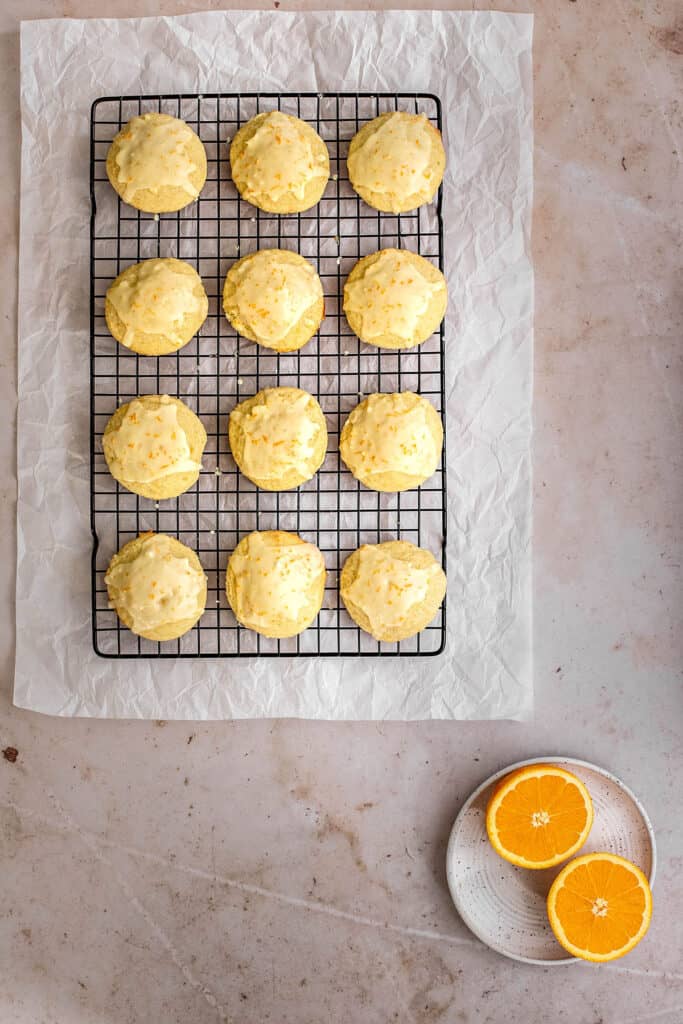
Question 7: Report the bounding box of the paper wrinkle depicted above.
[15,11,533,720]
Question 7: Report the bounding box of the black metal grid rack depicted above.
[90,92,447,658]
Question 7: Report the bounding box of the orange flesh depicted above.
[551,859,650,956]
[494,775,591,862]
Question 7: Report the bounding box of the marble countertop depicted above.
[1,2,681,1022]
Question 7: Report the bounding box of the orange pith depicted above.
[547,852,652,962]
[486,764,593,869]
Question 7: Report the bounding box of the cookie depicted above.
[102,394,206,500]
[230,110,330,213]
[106,112,207,213]
[223,248,324,352]
[105,532,207,642]
[105,258,208,356]
[340,540,446,642]
[226,530,326,639]
[340,392,443,492]
[347,111,445,213]
[343,248,447,350]
[229,386,327,491]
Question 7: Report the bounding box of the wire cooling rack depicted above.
[90,92,447,658]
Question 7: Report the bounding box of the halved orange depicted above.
[547,852,653,961]
[486,764,593,869]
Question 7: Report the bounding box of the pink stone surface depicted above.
[1,2,682,1022]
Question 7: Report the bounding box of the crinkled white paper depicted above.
[15,10,533,720]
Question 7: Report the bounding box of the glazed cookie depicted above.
[229,111,330,213]
[340,392,443,492]
[229,387,327,491]
[105,532,207,642]
[106,112,207,213]
[347,111,445,213]
[105,258,208,356]
[343,248,447,350]
[340,540,447,643]
[102,394,206,500]
[226,530,326,639]
[223,249,324,352]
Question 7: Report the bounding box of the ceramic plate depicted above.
[445,757,656,964]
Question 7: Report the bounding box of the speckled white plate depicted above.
[445,757,656,964]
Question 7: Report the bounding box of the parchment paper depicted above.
[15,10,533,720]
